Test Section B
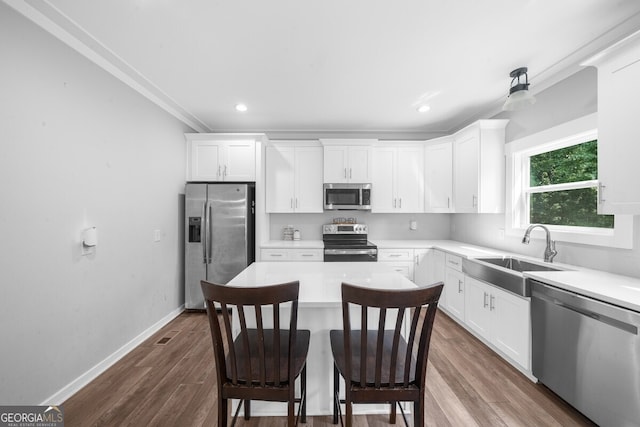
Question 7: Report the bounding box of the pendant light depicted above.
[502,67,536,111]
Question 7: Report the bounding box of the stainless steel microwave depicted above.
[323,183,371,210]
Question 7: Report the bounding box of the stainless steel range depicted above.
[322,223,377,262]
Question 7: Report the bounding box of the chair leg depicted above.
[243,399,250,420]
[414,398,424,427]
[345,399,352,427]
[218,396,228,426]
[301,364,307,423]
[390,401,396,424]
[333,363,339,424]
[288,395,295,427]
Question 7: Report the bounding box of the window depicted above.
[526,139,614,229]
[506,114,633,249]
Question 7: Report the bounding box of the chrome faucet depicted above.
[522,224,557,263]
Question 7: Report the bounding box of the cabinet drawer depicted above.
[261,249,290,261]
[386,262,414,280]
[445,253,463,271]
[290,249,323,261]
[378,248,414,261]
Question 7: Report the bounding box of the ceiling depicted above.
[7,0,640,137]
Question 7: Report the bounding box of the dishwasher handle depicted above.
[531,280,639,335]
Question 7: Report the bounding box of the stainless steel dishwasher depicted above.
[531,280,640,427]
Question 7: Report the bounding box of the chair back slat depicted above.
[389,308,404,387]
[272,303,281,386]
[374,308,387,387]
[360,306,368,386]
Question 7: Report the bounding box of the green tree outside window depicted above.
[528,140,614,228]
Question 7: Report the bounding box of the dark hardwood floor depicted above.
[63,310,595,426]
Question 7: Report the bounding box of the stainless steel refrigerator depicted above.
[184,183,255,309]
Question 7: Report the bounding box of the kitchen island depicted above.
[226,261,422,416]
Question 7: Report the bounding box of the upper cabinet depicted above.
[186,133,261,182]
[266,142,323,213]
[371,143,424,213]
[425,136,453,213]
[584,31,640,214]
[320,139,374,183]
[453,120,508,213]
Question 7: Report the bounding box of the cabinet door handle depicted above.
[490,295,495,311]
[472,195,477,207]
[344,168,347,179]
[350,168,352,179]
[393,198,397,208]
[223,165,227,177]
[458,280,463,293]
[483,292,489,308]
[218,165,221,177]
[447,197,450,209]
[290,198,294,209]
[295,198,299,208]
[399,198,402,208]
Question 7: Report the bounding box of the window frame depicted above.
[505,113,633,249]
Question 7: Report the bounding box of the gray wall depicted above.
[270,212,451,241]
[451,67,640,279]
[0,4,190,404]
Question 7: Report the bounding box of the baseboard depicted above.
[41,305,185,405]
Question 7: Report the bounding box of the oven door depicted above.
[324,248,378,262]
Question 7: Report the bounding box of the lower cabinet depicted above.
[260,248,323,261]
[443,254,465,321]
[378,248,415,280]
[465,276,531,370]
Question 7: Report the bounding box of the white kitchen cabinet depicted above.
[414,248,446,307]
[378,248,414,280]
[584,32,640,214]
[453,120,508,213]
[266,143,323,213]
[425,137,453,212]
[444,254,465,321]
[321,140,374,183]
[186,134,259,182]
[371,144,424,213]
[464,276,530,370]
[261,248,323,262]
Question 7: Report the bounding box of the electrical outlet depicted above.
[410,220,417,230]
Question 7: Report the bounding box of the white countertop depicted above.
[525,269,640,312]
[227,261,418,307]
[258,239,640,313]
[261,240,324,249]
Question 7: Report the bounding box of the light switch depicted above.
[154,229,161,242]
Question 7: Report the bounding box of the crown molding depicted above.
[3,0,211,133]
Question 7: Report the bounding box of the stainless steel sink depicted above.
[462,256,564,297]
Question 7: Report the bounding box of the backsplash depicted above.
[269,212,451,241]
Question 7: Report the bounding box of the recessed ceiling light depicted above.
[235,103,248,112]
[417,105,430,113]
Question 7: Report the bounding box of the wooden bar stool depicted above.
[201,280,310,426]
[330,281,443,427]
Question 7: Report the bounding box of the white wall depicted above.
[451,68,640,279]
[0,5,191,404]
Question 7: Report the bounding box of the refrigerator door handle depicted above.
[201,201,207,264]
[205,199,212,264]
